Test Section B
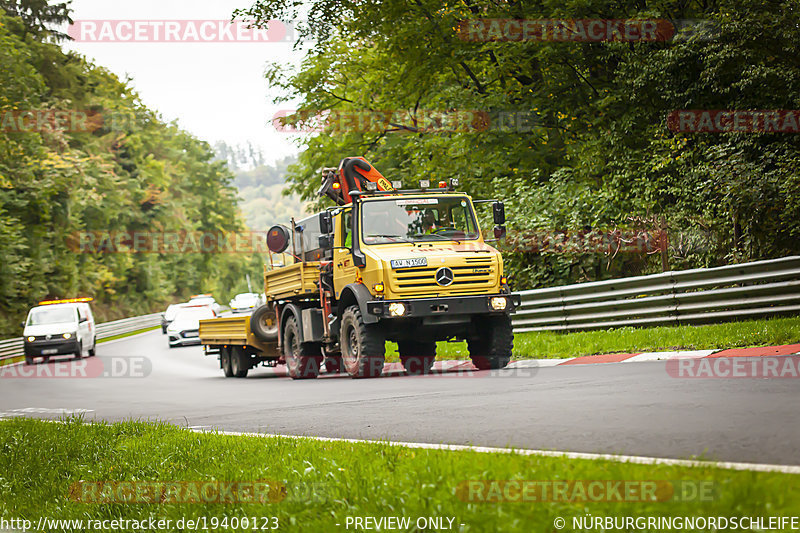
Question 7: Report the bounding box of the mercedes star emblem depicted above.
[435,267,454,286]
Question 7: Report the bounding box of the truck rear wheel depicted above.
[283,316,322,379]
[220,346,234,377]
[340,305,385,378]
[251,305,279,342]
[230,346,249,378]
[467,315,513,370]
[398,341,436,375]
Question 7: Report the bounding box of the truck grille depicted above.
[388,257,498,297]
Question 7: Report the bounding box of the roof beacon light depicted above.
[365,181,378,191]
[438,181,447,188]
[391,180,402,189]
[39,297,93,306]
[419,180,430,189]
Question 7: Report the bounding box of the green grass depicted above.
[384,316,800,362]
[97,325,161,344]
[0,418,797,532]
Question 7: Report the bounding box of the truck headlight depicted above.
[388,302,407,317]
[490,297,508,311]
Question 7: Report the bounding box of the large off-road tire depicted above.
[229,346,250,378]
[251,304,279,342]
[283,316,322,379]
[398,341,436,375]
[467,315,513,370]
[220,346,234,377]
[340,305,385,378]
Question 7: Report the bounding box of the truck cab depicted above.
[199,157,518,380]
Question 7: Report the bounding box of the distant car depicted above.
[167,306,215,348]
[229,293,263,313]
[161,303,192,334]
[188,294,221,315]
[23,299,96,364]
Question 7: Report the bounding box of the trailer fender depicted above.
[339,283,378,325]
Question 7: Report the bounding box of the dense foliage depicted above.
[0,4,260,337]
[237,0,800,290]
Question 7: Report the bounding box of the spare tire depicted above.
[250,304,279,341]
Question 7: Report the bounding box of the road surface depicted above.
[1,329,798,466]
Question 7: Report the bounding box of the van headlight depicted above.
[26,336,35,342]
[388,303,407,317]
[63,332,73,339]
[490,297,508,311]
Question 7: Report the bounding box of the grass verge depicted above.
[97,325,161,344]
[384,316,800,362]
[0,418,797,532]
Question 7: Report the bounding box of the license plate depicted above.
[184,331,199,337]
[42,349,58,355]
[390,257,428,269]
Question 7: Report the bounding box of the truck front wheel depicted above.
[398,341,436,375]
[340,305,385,378]
[283,316,322,379]
[467,315,513,370]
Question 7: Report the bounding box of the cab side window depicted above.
[342,210,352,249]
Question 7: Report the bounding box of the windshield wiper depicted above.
[366,234,412,243]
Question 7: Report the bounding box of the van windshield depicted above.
[27,307,77,325]
[360,196,480,244]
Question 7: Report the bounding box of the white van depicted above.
[23,299,97,365]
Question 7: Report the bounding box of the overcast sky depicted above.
[61,0,305,165]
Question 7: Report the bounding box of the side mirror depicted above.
[20,321,25,328]
[267,225,291,254]
[319,211,333,234]
[80,317,88,324]
[493,201,506,225]
[493,225,507,239]
[318,234,333,249]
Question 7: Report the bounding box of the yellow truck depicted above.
[199,157,519,379]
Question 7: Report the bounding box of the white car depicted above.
[167,306,215,347]
[229,293,263,313]
[161,303,193,334]
[23,299,96,364]
[188,294,221,315]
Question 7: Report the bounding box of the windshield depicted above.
[361,196,480,244]
[27,306,77,326]
[174,308,214,322]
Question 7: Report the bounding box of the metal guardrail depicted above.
[0,312,162,364]
[513,256,800,332]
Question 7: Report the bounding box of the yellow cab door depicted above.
[333,208,358,299]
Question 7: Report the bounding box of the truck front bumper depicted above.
[365,293,521,319]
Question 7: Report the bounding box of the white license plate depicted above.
[184,332,199,337]
[390,257,428,269]
[42,349,58,355]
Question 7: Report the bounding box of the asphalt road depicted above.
[1,329,798,466]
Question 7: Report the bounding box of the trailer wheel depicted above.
[340,305,385,378]
[398,341,436,375]
[251,304,279,341]
[467,315,513,370]
[283,316,322,379]
[230,346,250,378]
[220,346,234,377]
